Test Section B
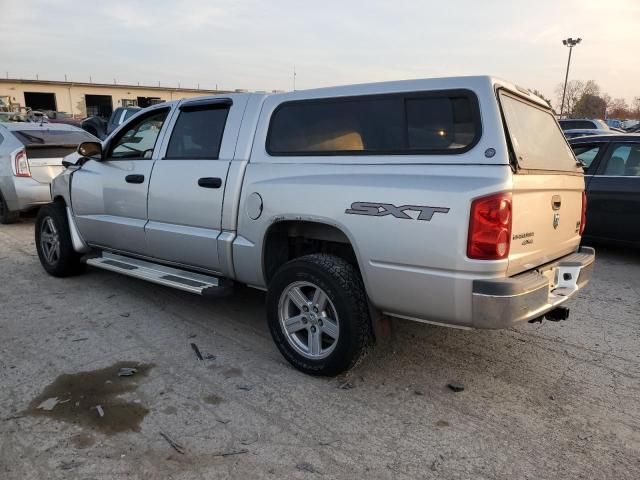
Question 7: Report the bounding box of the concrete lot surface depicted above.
[1,220,639,479]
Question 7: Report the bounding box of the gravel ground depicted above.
[1,219,639,479]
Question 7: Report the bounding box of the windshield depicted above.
[13,129,97,146]
[499,91,579,172]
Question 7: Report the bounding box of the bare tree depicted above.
[555,80,584,116]
[608,98,630,119]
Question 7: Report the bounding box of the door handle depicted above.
[198,177,222,189]
[125,174,145,184]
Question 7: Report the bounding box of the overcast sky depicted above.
[2,0,638,106]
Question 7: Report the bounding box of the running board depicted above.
[86,252,233,297]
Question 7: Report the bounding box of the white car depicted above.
[0,122,96,223]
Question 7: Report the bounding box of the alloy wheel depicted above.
[278,281,340,359]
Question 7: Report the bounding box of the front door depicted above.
[146,97,244,272]
[587,142,640,243]
[72,106,171,254]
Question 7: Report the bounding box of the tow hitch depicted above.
[528,306,571,324]
[544,306,570,322]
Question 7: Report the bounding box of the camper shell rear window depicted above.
[499,90,579,172]
[267,90,481,156]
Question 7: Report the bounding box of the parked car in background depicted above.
[43,110,83,128]
[559,119,610,131]
[0,123,97,223]
[570,134,640,246]
[36,76,594,375]
[81,106,140,139]
[0,111,34,123]
[563,129,615,140]
[606,119,623,129]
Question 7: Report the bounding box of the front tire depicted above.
[35,202,84,277]
[267,254,372,376]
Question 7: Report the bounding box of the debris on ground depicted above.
[211,448,248,457]
[37,397,61,411]
[59,460,82,470]
[117,367,138,377]
[414,389,425,396]
[447,382,464,392]
[436,420,450,427]
[95,405,104,417]
[205,353,216,360]
[159,431,185,454]
[71,337,89,342]
[337,381,354,390]
[188,333,197,338]
[236,384,253,391]
[296,462,318,473]
[240,435,259,445]
[120,313,130,318]
[190,343,204,361]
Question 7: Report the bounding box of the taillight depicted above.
[12,149,31,177]
[467,192,512,260]
[579,191,587,235]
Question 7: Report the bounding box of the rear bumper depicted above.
[4,177,52,212]
[472,246,595,329]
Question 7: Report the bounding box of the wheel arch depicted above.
[262,219,369,289]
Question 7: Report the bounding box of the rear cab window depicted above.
[267,90,481,156]
[499,91,580,172]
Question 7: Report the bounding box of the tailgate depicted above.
[509,174,583,275]
[498,89,585,276]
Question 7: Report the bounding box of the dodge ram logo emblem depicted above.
[553,213,560,229]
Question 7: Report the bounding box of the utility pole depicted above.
[560,37,582,118]
[293,65,296,91]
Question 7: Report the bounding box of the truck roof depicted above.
[179,75,551,110]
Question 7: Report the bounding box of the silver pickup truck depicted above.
[35,76,595,375]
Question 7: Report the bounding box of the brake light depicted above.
[12,149,31,177]
[467,192,512,260]
[579,191,587,235]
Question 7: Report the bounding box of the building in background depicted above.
[0,78,234,118]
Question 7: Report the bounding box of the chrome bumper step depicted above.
[86,252,232,296]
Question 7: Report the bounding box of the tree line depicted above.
[546,80,640,120]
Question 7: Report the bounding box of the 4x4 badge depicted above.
[553,213,560,229]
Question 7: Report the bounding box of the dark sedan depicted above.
[570,134,640,246]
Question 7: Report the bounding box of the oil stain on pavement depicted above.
[26,362,153,434]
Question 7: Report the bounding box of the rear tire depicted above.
[0,191,19,224]
[267,254,372,376]
[35,202,84,277]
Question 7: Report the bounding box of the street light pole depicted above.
[560,37,582,118]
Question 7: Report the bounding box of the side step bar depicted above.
[86,252,233,297]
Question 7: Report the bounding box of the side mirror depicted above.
[77,141,103,160]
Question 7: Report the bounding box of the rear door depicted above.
[587,141,640,243]
[145,96,246,272]
[499,90,585,275]
[71,106,171,254]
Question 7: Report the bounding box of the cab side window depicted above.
[165,105,229,160]
[602,144,640,177]
[572,144,601,174]
[108,109,169,160]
